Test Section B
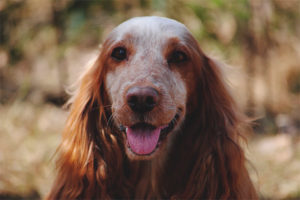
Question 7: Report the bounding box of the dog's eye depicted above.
[111,47,127,61]
[168,51,187,64]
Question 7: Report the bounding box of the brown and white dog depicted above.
[47,16,257,199]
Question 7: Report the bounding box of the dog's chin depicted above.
[120,113,180,160]
[125,140,167,160]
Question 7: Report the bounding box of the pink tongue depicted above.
[126,127,162,155]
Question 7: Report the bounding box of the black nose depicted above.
[126,86,159,113]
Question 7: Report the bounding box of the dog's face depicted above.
[104,17,199,160]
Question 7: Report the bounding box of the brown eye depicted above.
[168,51,188,64]
[111,47,127,61]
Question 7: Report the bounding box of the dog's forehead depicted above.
[109,16,191,43]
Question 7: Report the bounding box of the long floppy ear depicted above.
[180,52,257,199]
[47,52,127,199]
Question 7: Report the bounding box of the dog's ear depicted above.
[185,52,257,199]
[193,54,240,131]
[47,53,115,199]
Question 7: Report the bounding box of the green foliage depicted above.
[66,11,86,41]
[188,0,250,43]
[152,0,166,11]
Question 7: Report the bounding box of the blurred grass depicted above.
[1,0,300,199]
[0,102,67,198]
[247,134,300,199]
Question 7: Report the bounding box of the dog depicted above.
[47,16,257,199]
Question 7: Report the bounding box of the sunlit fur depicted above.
[47,16,257,199]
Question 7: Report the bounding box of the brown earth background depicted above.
[1,0,300,199]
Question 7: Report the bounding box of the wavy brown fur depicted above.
[47,17,257,200]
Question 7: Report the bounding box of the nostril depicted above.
[145,96,156,108]
[126,86,159,113]
[127,95,138,107]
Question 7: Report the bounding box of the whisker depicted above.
[107,114,114,128]
[165,107,177,111]
[107,104,128,128]
[103,105,113,108]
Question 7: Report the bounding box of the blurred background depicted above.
[0,0,300,199]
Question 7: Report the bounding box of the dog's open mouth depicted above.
[122,114,179,155]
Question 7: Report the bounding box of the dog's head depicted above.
[100,17,204,159]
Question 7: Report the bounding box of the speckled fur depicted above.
[47,16,257,200]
